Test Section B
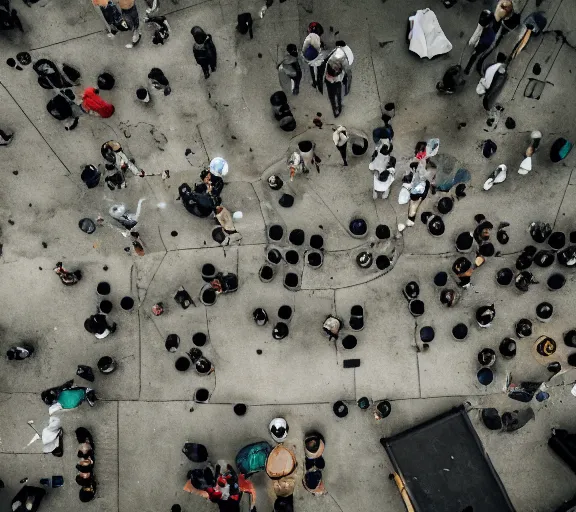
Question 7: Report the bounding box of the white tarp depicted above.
[408,9,453,59]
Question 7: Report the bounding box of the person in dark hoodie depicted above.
[191,26,217,79]
[278,44,302,95]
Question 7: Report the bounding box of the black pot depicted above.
[120,296,135,311]
[564,330,576,348]
[307,251,323,268]
[201,287,217,305]
[268,225,284,241]
[536,302,553,322]
[356,252,373,269]
[310,234,324,249]
[278,305,292,321]
[515,319,532,338]
[194,388,210,402]
[165,334,180,352]
[202,263,217,282]
[409,299,425,317]
[99,300,112,314]
[285,250,299,264]
[534,250,555,267]
[284,273,299,289]
[437,197,454,215]
[193,332,207,347]
[97,281,111,296]
[342,335,357,349]
[234,403,247,416]
[496,268,513,286]
[349,219,367,237]
[547,273,566,291]
[289,229,305,246]
[548,232,566,250]
[175,357,191,371]
[98,356,116,374]
[376,255,390,270]
[499,338,516,358]
[376,400,391,418]
[420,326,435,342]
[433,272,447,287]
[478,348,496,367]
[259,265,274,282]
[298,140,313,152]
[267,249,282,265]
[452,323,468,340]
[375,224,391,240]
[333,401,348,418]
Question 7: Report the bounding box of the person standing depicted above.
[301,32,328,90]
[191,26,217,79]
[118,0,141,48]
[332,125,349,166]
[277,44,302,95]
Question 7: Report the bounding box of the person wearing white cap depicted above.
[269,417,289,443]
[209,157,229,177]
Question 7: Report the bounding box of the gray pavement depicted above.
[1,0,576,510]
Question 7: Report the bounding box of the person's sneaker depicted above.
[126,33,141,48]
[0,133,14,146]
[518,157,532,175]
[145,0,158,14]
[406,219,415,227]
[398,223,406,232]
[483,164,507,190]
[107,32,115,38]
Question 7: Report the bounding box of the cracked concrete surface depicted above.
[1,0,576,511]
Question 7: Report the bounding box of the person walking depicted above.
[92,0,128,37]
[332,125,349,166]
[278,44,302,95]
[322,41,353,117]
[373,157,396,200]
[301,32,328,90]
[191,26,217,79]
[118,0,141,48]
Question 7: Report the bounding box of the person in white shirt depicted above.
[373,157,396,199]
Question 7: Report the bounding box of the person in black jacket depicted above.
[191,26,217,79]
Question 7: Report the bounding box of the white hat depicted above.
[209,157,229,177]
[269,417,289,443]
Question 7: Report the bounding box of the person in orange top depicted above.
[82,87,115,118]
